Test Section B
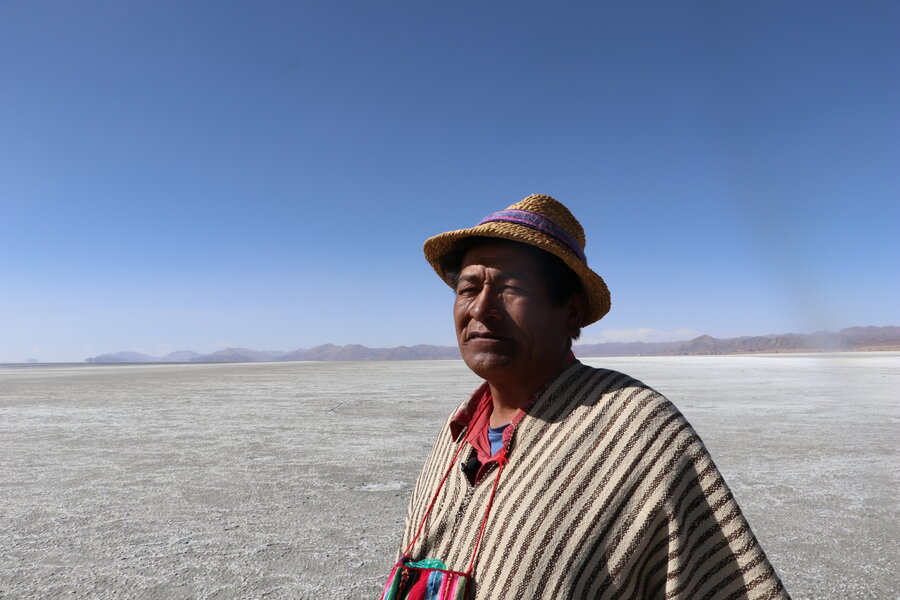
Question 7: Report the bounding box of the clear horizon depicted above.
[5,323,894,364]
[2,2,898,363]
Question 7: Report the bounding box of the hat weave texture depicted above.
[423,194,611,325]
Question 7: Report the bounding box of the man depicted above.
[387,194,789,599]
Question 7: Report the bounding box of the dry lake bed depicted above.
[1,353,897,599]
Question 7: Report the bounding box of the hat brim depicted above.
[423,221,611,326]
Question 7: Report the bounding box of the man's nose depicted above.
[469,287,501,321]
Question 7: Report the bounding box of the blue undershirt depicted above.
[487,423,510,456]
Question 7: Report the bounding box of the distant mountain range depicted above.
[84,326,900,363]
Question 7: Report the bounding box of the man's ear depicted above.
[564,292,587,338]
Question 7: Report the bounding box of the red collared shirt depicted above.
[448,352,576,484]
[449,382,526,483]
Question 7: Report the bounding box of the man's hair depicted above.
[438,236,584,341]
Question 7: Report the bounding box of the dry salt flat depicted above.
[0,353,897,600]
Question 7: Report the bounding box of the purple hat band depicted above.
[477,209,587,264]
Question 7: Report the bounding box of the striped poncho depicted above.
[399,360,789,599]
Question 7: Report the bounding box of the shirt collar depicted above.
[449,381,491,441]
[448,350,577,440]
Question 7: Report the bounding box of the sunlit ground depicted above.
[1,354,896,599]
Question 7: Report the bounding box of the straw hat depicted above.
[423,194,611,325]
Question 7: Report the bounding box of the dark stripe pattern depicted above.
[398,361,790,600]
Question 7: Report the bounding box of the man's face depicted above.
[453,242,579,389]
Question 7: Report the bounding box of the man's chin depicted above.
[460,348,517,377]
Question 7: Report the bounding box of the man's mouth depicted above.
[466,332,509,342]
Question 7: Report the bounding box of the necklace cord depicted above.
[401,397,503,575]
[466,457,506,574]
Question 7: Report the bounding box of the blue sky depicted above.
[1,1,897,362]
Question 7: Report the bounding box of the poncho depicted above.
[399,360,789,599]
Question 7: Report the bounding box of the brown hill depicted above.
[574,326,900,356]
[86,326,899,363]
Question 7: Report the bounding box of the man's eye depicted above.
[457,287,478,296]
